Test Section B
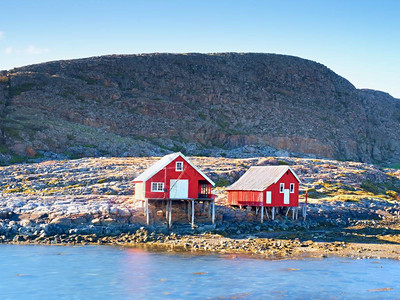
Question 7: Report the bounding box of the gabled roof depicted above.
[133,152,215,186]
[226,166,300,191]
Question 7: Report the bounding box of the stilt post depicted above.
[212,199,215,225]
[191,200,195,228]
[146,199,149,225]
[261,205,264,223]
[286,207,290,217]
[272,207,275,220]
[168,200,172,229]
[187,200,191,221]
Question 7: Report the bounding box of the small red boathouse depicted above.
[133,152,215,228]
[227,166,301,221]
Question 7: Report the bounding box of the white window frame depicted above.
[151,182,164,192]
[280,183,284,193]
[290,183,295,193]
[176,161,183,171]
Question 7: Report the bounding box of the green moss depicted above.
[215,179,230,187]
[0,145,9,154]
[3,126,22,139]
[9,83,36,97]
[170,144,184,152]
[361,180,380,194]
[277,160,290,165]
[391,163,400,170]
[10,155,28,164]
[198,112,206,120]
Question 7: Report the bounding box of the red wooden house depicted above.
[133,152,215,227]
[227,166,301,220]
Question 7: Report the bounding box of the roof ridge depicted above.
[133,152,215,186]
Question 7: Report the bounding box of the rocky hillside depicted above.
[0,53,399,165]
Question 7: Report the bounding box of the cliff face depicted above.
[0,53,399,164]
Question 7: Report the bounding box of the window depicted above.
[280,183,284,193]
[176,161,183,171]
[151,182,164,192]
[290,183,295,193]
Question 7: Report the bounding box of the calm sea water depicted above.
[0,245,399,299]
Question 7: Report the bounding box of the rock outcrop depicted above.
[0,53,399,164]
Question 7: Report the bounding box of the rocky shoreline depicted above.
[4,226,400,261]
[1,156,400,260]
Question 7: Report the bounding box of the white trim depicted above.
[151,182,164,192]
[280,183,284,193]
[176,161,183,171]
[290,183,295,193]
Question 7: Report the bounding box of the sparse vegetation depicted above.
[215,179,230,187]
[0,75,9,83]
[9,83,36,96]
[361,180,380,195]
[392,163,400,170]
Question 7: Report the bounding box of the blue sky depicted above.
[1,0,399,97]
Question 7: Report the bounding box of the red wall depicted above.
[143,156,209,199]
[227,170,299,207]
[227,190,263,206]
[264,170,299,207]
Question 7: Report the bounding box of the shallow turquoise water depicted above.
[0,245,399,299]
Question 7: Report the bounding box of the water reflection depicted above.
[0,245,399,299]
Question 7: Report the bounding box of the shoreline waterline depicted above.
[3,230,400,261]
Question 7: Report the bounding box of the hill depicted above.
[1,53,399,165]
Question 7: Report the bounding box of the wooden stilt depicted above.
[166,200,169,220]
[191,200,195,228]
[295,207,299,220]
[212,199,215,225]
[261,205,264,223]
[256,207,259,216]
[265,207,269,219]
[285,207,290,217]
[187,200,191,221]
[146,199,149,225]
[292,207,295,220]
[303,204,307,220]
[208,201,211,218]
[168,200,172,229]
[272,207,275,220]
